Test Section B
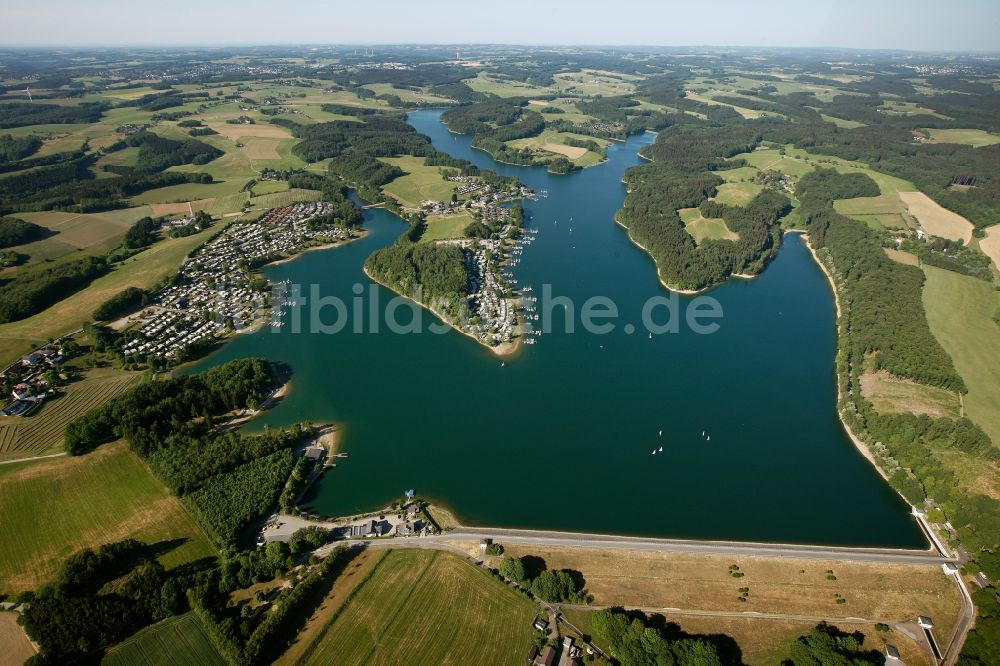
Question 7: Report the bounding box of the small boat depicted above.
[652,450,656,455]
[659,446,663,452]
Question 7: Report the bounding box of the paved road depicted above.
[444,526,955,565]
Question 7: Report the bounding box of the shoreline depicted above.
[363,265,523,359]
[266,229,369,267]
[794,229,894,486]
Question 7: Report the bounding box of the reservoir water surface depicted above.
[190,110,925,548]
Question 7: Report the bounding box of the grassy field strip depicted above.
[101,612,225,666]
[0,372,140,459]
[0,442,216,592]
[679,208,738,244]
[922,265,1000,446]
[300,549,536,666]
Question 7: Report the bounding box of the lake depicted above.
[189,109,925,548]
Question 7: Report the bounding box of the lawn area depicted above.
[297,549,537,666]
[102,613,225,666]
[0,222,222,367]
[11,207,155,265]
[679,208,738,244]
[820,113,866,129]
[0,612,36,664]
[249,188,321,210]
[860,370,962,419]
[925,128,1000,148]
[421,213,474,243]
[379,156,457,207]
[0,367,141,460]
[499,544,961,641]
[0,442,215,593]
[922,265,1000,447]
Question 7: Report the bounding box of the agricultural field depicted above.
[0,368,141,460]
[860,371,962,419]
[0,442,215,592]
[835,194,914,231]
[899,192,974,244]
[0,222,222,367]
[925,128,1000,148]
[553,70,637,96]
[102,613,225,666]
[249,188,322,210]
[679,208,738,244]
[922,265,1000,446]
[421,212,474,243]
[506,129,609,167]
[361,83,453,105]
[10,207,155,265]
[379,156,457,207]
[0,612,35,665]
[464,72,554,98]
[881,100,950,119]
[684,91,765,119]
[884,248,920,266]
[296,549,537,666]
[496,544,961,641]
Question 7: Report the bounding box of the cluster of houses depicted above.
[119,202,355,361]
[0,347,64,417]
[529,635,585,666]
[463,240,517,346]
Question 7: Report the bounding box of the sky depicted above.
[1,0,998,52]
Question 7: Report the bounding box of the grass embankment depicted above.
[0,223,220,367]
[291,549,537,666]
[0,368,141,460]
[101,613,225,666]
[922,265,1000,447]
[498,545,961,641]
[0,442,215,593]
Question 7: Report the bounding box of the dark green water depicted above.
[189,110,925,548]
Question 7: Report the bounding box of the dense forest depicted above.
[365,242,469,321]
[0,133,42,162]
[0,101,108,129]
